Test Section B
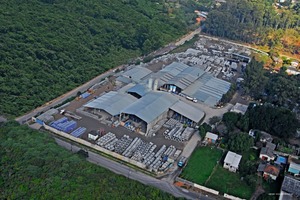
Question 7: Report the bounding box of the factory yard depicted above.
[31,34,254,189]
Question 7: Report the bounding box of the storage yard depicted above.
[33,35,250,175]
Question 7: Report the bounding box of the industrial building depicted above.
[83,61,231,136]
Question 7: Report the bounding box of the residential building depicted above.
[259,147,275,161]
[223,151,242,173]
[204,132,218,144]
[263,164,280,180]
[279,176,300,200]
[286,67,300,75]
[288,162,300,176]
[249,129,273,143]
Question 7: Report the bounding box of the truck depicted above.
[186,96,197,103]
[177,156,187,168]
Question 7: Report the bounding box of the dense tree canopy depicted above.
[247,105,299,138]
[227,132,254,153]
[203,0,300,56]
[0,0,188,116]
[0,121,177,199]
[243,59,300,109]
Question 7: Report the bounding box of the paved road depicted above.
[54,137,212,200]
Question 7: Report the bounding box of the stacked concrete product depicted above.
[122,137,142,158]
[104,138,119,151]
[96,132,116,147]
[114,135,133,154]
[181,127,194,141]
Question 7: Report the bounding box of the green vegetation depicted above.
[0,121,176,199]
[0,0,189,117]
[243,59,300,109]
[204,0,300,58]
[221,105,299,139]
[198,123,212,138]
[181,147,223,185]
[206,165,254,199]
[227,132,254,153]
[170,35,199,54]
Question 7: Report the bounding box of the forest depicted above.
[0,121,177,199]
[203,0,300,57]
[243,59,300,109]
[0,0,189,117]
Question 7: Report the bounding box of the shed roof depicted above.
[127,83,150,97]
[121,66,152,82]
[281,176,300,197]
[121,92,178,124]
[224,151,242,168]
[205,132,218,140]
[170,101,205,123]
[84,91,137,116]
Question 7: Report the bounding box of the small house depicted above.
[230,103,248,115]
[223,151,242,173]
[263,164,280,180]
[288,162,300,176]
[88,131,99,141]
[259,147,275,161]
[205,132,219,144]
[249,129,273,143]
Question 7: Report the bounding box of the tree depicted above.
[209,116,221,125]
[222,112,241,131]
[227,132,254,153]
[198,123,212,139]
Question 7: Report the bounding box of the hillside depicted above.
[0,0,188,117]
[203,0,300,59]
[0,121,178,199]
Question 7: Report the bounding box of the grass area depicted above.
[180,146,223,185]
[206,165,254,199]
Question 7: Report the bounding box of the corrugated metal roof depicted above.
[122,66,152,82]
[159,63,206,90]
[127,83,150,97]
[183,73,231,106]
[84,91,137,116]
[170,101,204,122]
[121,91,178,124]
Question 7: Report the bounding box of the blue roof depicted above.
[275,156,287,165]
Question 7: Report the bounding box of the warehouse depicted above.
[183,72,231,107]
[119,91,205,136]
[152,62,205,93]
[144,62,231,107]
[169,101,205,126]
[83,91,137,121]
[116,66,152,84]
[120,92,178,136]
